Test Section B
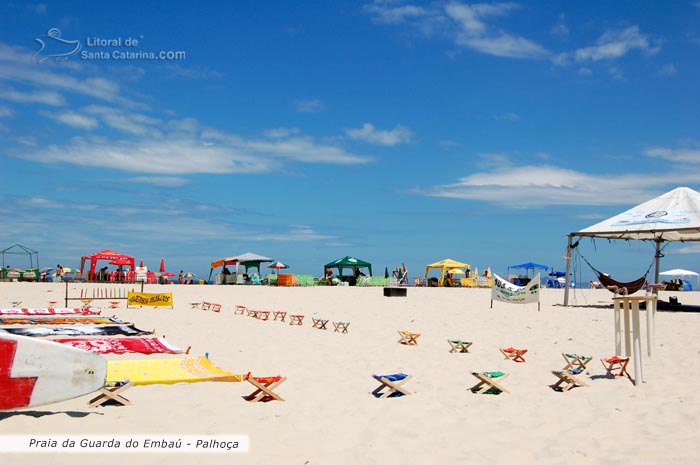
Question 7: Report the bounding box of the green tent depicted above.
[1,244,39,269]
[324,256,373,278]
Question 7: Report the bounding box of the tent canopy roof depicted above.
[210,252,273,269]
[81,249,134,261]
[509,262,550,270]
[659,269,699,277]
[572,187,700,241]
[324,256,373,276]
[1,243,38,254]
[425,258,470,269]
[325,256,372,268]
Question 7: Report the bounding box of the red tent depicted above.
[80,249,135,281]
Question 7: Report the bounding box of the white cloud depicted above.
[159,63,224,80]
[0,44,138,107]
[644,145,700,163]
[364,1,549,59]
[249,225,335,242]
[11,121,372,175]
[0,41,370,176]
[456,33,549,59]
[674,244,700,254]
[0,105,12,117]
[295,99,324,113]
[0,86,65,106]
[608,66,624,81]
[551,14,569,38]
[39,109,99,129]
[17,136,271,175]
[573,26,661,62]
[264,127,301,138]
[493,112,520,121]
[417,164,700,207]
[446,2,549,59]
[345,123,413,146]
[363,1,432,24]
[126,176,190,187]
[658,63,677,76]
[84,105,162,136]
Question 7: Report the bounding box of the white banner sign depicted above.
[492,274,541,304]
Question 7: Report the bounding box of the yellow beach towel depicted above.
[106,356,244,385]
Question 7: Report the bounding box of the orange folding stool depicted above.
[500,347,527,362]
[601,355,631,378]
[243,374,286,402]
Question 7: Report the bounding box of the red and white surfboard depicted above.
[0,334,107,410]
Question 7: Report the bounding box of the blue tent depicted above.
[508,262,550,273]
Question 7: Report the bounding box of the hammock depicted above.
[596,272,648,295]
[574,247,652,295]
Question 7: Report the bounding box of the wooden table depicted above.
[611,294,657,386]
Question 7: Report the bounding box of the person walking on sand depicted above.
[178,270,184,284]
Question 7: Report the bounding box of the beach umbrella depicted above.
[267,261,289,274]
[384,267,389,278]
[139,260,144,267]
[159,258,165,273]
[161,271,176,277]
[448,268,465,275]
[186,272,196,279]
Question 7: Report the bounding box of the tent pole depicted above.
[654,240,662,284]
[564,234,573,306]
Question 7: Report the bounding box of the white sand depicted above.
[1,282,700,465]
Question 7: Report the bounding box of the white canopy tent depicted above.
[659,269,700,287]
[564,187,700,305]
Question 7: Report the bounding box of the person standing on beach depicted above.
[178,270,184,284]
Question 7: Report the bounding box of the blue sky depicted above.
[1,1,699,283]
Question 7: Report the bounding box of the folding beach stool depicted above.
[333,321,350,333]
[500,347,527,362]
[470,371,510,394]
[550,367,589,392]
[447,339,472,353]
[88,381,133,407]
[243,374,286,402]
[601,356,631,378]
[371,373,412,398]
[562,353,593,373]
[398,330,421,346]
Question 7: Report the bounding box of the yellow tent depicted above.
[424,258,471,286]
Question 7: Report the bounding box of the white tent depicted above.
[659,269,700,287]
[564,187,700,305]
